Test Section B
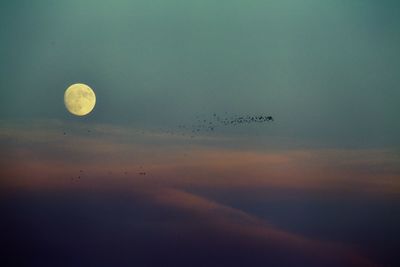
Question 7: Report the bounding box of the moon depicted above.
[64,83,96,116]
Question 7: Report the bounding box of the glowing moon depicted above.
[64,83,96,116]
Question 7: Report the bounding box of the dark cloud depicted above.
[0,187,373,267]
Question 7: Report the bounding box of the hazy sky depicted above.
[1,0,399,148]
[2,2,400,266]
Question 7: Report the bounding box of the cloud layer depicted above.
[2,120,399,265]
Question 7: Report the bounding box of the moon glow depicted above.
[64,83,96,116]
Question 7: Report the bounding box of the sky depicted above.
[1,1,400,266]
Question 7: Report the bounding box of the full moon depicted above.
[64,83,96,116]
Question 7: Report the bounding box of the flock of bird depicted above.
[176,113,274,137]
[62,113,274,138]
[70,168,147,182]
[64,112,274,181]
[70,170,84,182]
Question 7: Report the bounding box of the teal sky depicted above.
[1,0,399,148]
[2,2,400,266]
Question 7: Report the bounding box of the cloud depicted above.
[2,119,394,265]
[0,184,373,267]
[142,187,372,266]
[1,119,399,196]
